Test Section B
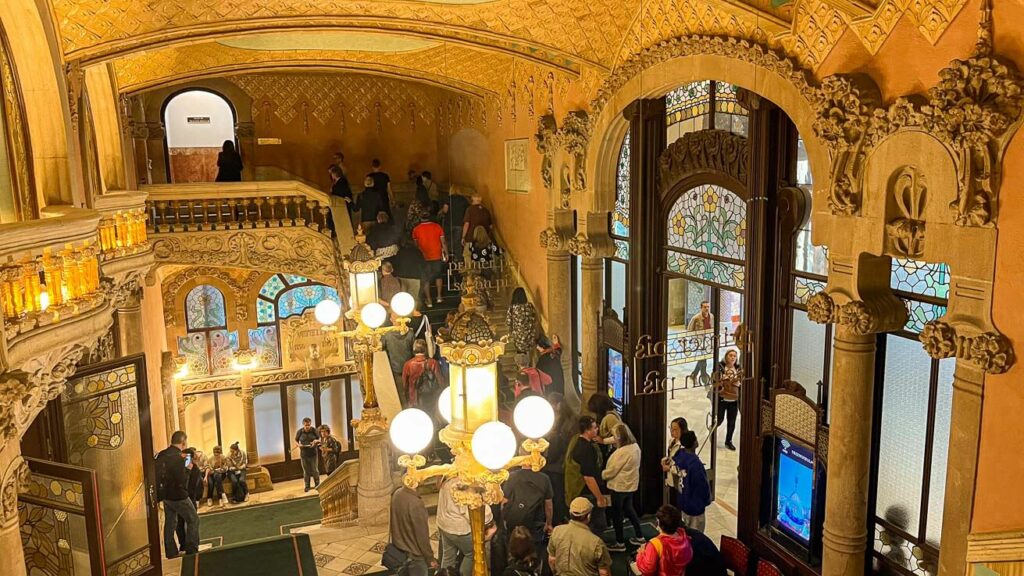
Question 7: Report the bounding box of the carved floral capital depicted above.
[919,320,1015,374]
[538,227,564,251]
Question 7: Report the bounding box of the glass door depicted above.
[61,354,161,576]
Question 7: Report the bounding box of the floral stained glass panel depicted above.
[902,299,946,334]
[277,285,341,319]
[208,330,239,375]
[667,184,747,261]
[177,332,209,377]
[666,251,745,289]
[794,276,827,306]
[666,80,712,125]
[248,326,281,369]
[185,285,226,330]
[284,274,308,285]
[613,130,631,242]
[259,274,286,299]
[614,239,629,261]
[257,299,275,325]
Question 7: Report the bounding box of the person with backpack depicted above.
[634,505,694,576]
[503,461,554,569]
[402,339,443,413]
[155,431,199,558]
[672,432,711,531]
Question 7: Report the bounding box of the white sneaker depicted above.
[207,498,213,507]
[220,494,228,505]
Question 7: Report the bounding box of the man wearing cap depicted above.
[548,497,612,576]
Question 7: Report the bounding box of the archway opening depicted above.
[162,89,237,183]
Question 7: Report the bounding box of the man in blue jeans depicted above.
[294,418,321,492]
[156,431,199,558]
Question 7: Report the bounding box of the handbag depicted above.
[381,543,409,572]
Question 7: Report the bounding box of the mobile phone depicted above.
[184,454,192,467]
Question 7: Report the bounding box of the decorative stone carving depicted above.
[806,291,906,336]
[65,61,84,134]
[885,166,927,258]
[535,115,559,191]
[104,271,144,309]
[0,376,30,441]
[559,111,591,192]
[919,320,1015,374]
[151,229,340,286]
[1,345,87,447]
[566,234,594,258]
[659,130,748,191]
[161,266,261,325]
[1,456,29,524]
[538,227,563,251]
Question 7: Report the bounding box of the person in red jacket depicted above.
[635,505,694,576]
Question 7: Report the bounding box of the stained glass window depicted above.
[257,299,275,324]
[614,239,629,261]
[667,184,747,261]
[284,274,308,285]
[666,80,712,125]
[259,275,286,299]
[278,285,341,319]
[666,80,748,142]
[208,330,240,375]
[248,326,281,369]
[666,251,745,289]
[891,259,949,299]
[185,285,226,331]
[793,276,827,306]
[613,130,631,252]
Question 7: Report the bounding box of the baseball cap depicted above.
[569,497,593,516]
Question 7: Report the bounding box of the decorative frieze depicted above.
[919,320,1015,375]
[660,129,748,190]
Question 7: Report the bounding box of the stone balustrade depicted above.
[0,207,106,343]
[143,181,338,237]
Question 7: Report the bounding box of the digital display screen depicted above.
[775,437,814,546]
[607,348,625,403]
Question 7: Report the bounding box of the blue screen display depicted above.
[775,437,814,545]
[608,348,625,403]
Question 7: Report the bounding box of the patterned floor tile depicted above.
[315,553,335,568]
[370,541,388,553]
[343,562,372,575]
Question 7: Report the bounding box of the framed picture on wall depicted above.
[505,138,529,193]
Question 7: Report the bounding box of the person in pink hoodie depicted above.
[635,505,694,576]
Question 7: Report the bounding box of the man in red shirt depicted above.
[402,339,443,409]
[411,219,448,308]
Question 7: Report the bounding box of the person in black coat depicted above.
[175,447,206,554]
[683,526,728,576]
[215,140,243,182]
[357,176,383,230]
[329,164,353,212]
[535,336,565,397]
[155,431,199,558]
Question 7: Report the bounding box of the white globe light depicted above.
[361,302,387,329]
[471,421,517,470]
[438,386,452,423]
[314,299,341,326]
[390,291,416,317]
[390,409,434,454]
[513,395,555,439]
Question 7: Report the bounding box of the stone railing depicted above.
[94,191,150,260]
[143,181,343,240]
[0,207,106,344]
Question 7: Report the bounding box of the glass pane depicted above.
[284,274,308,285]
[891,259,950,299]
[574,256,582,381]
[320,379,351,451]
[277,284,340,320]
[609,260,626,320]
[249,326,281,369]
[259,274,286,299]
[217,390,245,450]
[666,80,712,125]
[794,276,827,306]
[614,239,629,260]
[666,278,712,367]
[254,386,285,464]
[63,384,149,566]
[718,289,743,360]
[901,299,947,334]
[613,129,630,242]
[208,330,239,376]
[185,284,226,330]
[183,393,219,454]
[875,337,932,532]
[925,358,955,547]
[667,184,746,260]
[797,136,813,187]
[286,384,316,459]
[789,310,826,392]
[177,332,210,377]
[794,224,829,276]
[19,499,93,576]
[666,251,745,289]
[257,299,275,324]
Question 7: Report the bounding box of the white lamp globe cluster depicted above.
[390,408,434,455]
[471,421,517,470]
[512,395,555,439]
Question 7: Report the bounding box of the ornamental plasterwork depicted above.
[919,320,1015,374]
[0,456,29,525]
[161,266,262,325]
[150,229,341,286]
[659,130,749,192]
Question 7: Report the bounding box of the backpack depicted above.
[413,362,440,403]
[154,451,169,503]
[503,476,545,532]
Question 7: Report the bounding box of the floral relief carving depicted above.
[659,130,748,192]
[919,320,1015,374]
[805,291,836,325]
[1,457,29,525]
[535,115,559,191]
[566,234,594,258]
[559,111,592,193]
[885,166,927,259]
[538,228,564,251]
[806,291,904,336]
[151,230,340,286]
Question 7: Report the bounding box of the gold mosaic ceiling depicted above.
[49,0,970,98]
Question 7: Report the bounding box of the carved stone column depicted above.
[807,255,906,576]
[352,417,392,527]
[539,209,576,404]
[236,354,273,494]
[570,213,615,409]
[0,439,28,576]
[113,280,144,356]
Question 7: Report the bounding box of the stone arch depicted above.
[0,1,78,208]
[585,38,829,224]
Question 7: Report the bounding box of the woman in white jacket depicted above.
[602,423,644,551]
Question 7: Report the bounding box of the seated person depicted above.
[206,445,228,506]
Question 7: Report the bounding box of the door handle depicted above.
[147,484,156,507]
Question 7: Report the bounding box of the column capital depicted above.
[0,451,29,527]
[919,321,1014,374]
[806,252,907,334]
[806,292,906,335]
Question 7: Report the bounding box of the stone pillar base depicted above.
[246,465,274,494]
[353,409,393,528]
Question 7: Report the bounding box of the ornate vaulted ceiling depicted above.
[50,0,970,99]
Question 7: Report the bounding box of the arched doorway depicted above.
[162,88,237,183]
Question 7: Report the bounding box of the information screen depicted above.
[607,348,625,403]
[775,437,814,546]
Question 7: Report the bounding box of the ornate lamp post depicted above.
[389,296,554,576]
[314,231,416,524]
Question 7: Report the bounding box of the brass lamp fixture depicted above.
[389,286,554,576]
[315,230,416,429]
